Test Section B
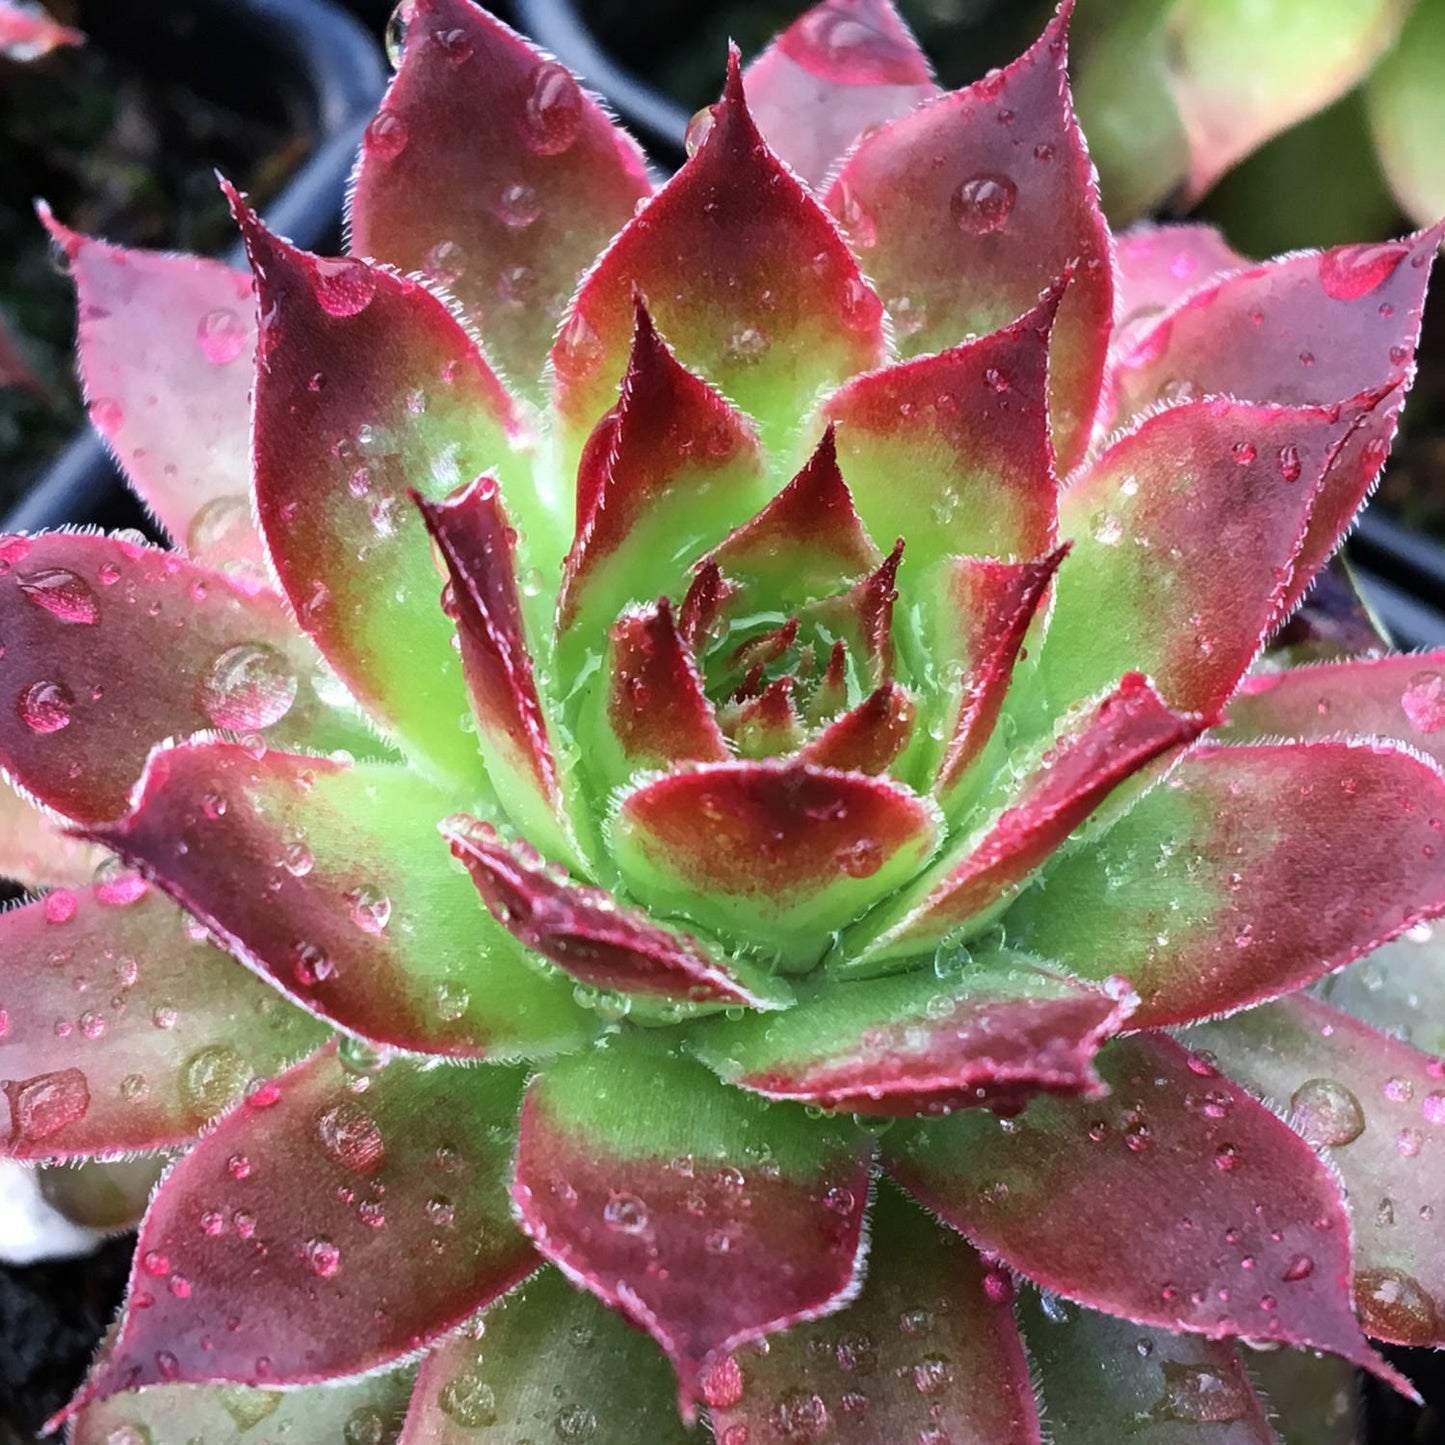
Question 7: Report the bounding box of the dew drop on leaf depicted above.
[310,257,377,318]
[684,104,716,156]
[522,62,583,156]
[317,1099,386,1174]
[3,1068,90,1145]
[18,567,100,625]
[383,1,408,65]
[304,1236,341,1277]
[216,1387,282,1431]
[603,1191,648,1233]
[343,1405,387,1445]
[1401,671,1445,734]
[195,307,249,365]
[1316,242,1409,302]
[438,1363,497,1427]
[1354,1268,1439,1343]
[16,678,76,735]
[950,174,1017,234]
[1153,1361,1250,1423]
[770,1387,829,1442]
[1289,1077,1365,1147]
[180,1044,249,1117]
[199,643,298,731]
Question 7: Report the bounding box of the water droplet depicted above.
[383,1,409,65]
[494,180,541,230]
[1402,671,1445,733]
[1384,1075,1415,1104]
[180,1044,249,1117]
[217,1387,282,1430]
[1317,241,1409,301]
[432,26,473,64]
[304,1235,341,1277]
[1289,1078,1365,1147]
[1422,1090,1445,1126]
[200,643,298,731]
[88,397,124,434]
[3,1068,90,1144]
[434,981,470,1020]
[1213,1142,1242,1172]
[17,680,74,733]
[43,888,77,924]
[685,105,716,156]
[1355,1268,1439,1344]
[104,1426,153,1445]
[1276,443,1302,482]
[836,838,883,878]
[554,1403,598,1440]
[724,327,770,365]
[523,62,584,155]
[701,1354,745,1407]
[1282,1254,1314,1282]
[317,1099,386,1173]
[1153,1361,1250,1423]
[603,1191,648,1233]
[769,1387,830,1441]
[18,567,100,625]
[950,174,1017,234]
[424,239,465,287]
[439,1363,497,1427]
[311,257,377,318]
[196,307,249,365]
[343,1405,387,1445]
[835,180,878,249]
[835,1331,878,1375]
[281,839,315,877]
[345,884,392,934]
[912,1353,954,1395]
[187,494,252,557]
[1231,442,1256,466]
[338,1036,388,1077]
[554,311,603,382]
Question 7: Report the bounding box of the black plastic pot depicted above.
[0,0,387,537]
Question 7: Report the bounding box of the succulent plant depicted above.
[4,0,1445,1438]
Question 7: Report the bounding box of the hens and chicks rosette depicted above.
[3,0,1445,1439]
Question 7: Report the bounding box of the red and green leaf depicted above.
[797,682,915,776]
[557,302,766,660]
[824,4,1111,473]
[444,816,786,1011]
[1019,1288,1276,1443]
[1006,740,1445,1027]
[1189,994,1445,1347]
[399,1268,696,1444]
[743,0,939,192]
[886,1031,1407,1390]
[551,50,885,457]
[349,0,650,397]
[847,673,1205,968]
[708,1184,1042,1445]
[824,285,1062,570]
[1043,393,1379,718]
[416,478,580,866]
[609,760,941,969]
[512,1040,873,1417]
[39,209,264,577]
[231,194,532,788]
[71,1360,415,1445]
[1112,221,1250,335]
[0,532,377,825]
[79,1046,537,1404]
[0,882,326,1159]
[1224,651,1445,768]
[81,742,594,1059]
[690,950,1129,1116]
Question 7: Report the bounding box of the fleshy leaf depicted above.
[609,760,941,969]
[595,598,729,780]
[0,775,100,887]
[1223,651,1445,769]
[824,5,1111,473]
[690,949,1129,1116]
[797,682,914,776]
[1043,394,1379,718]
[400,1269,695,1444]
[707,424,881,610]
[1249,1346,1362,1445]
[1318,926,1445,1058]
[551,50,885,456]
[349,0,650,397]
[802,539,904,689]
[709,1184,1041,1445]
[743,0,939,191]
[0,1,81,58]
[1188,995,1445,1347]
[81,742,594,1059]
[557,302,766,658]
[1109,222,1444,427]
[929,550,1067,809]
[415,478,579,866]
[0,882,327,1159]
[1163,0,1412,202]
[848,673,1205,968]
[72,1361,415,1445]
[41,209,264,575]
[1019,1288,1276,1443]
[0,532,377,824]
[512,1040,873,1416]
[1367,0,1445,229]
[886,1030,1407,1390]
[443,816,784,1010]
[1113,221,1251,332]
[826,283,1062,576]
[1006,740,1445,1027]
[231,192,529,788]
[81,1045,537,1403]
